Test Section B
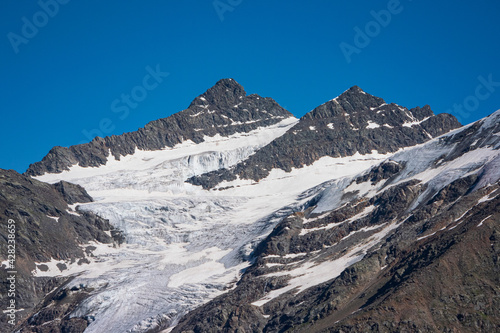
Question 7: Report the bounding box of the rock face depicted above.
[188,86,461,189]
[0,169,123,332]
[25,79,293,176]
[171,110,500,333]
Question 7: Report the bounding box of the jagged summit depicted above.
[189,78,246,109]
[189,87,461,189]
[337,85,374,99]
[25,79,293,176]
[302,85,385,120]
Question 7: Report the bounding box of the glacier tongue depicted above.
[33,118,390,332]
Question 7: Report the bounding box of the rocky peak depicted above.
[26,79,293,176]
[338,85,385,108]
[188,87,461,189]
[302,86,385,120]
[189,78,246,109]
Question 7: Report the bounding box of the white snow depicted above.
[66,209,81,216]
[168,260,227,288]
[477,215,492,227]
[347,205,376,222]
[385,142,500,212]
[366,121,380,129]
[417,231,436,241]
[313,173,386,215]
[265,263,284,268]
[299,220,344,236]
[1,260,11,269]
[189,111,204,117]
[32,241,121,278]
[46,215,59,222]
[252,221,402,306]
[215,151,391,200]
[402,116,430,127]
[30,117,386,332]
[35,118,298,190]
[31,118,308,332]
[478,193,497,204]
[302,212,331,224]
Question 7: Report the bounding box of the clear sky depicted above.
[1,0,499,173]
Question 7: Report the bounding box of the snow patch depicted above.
[417,231,436,241]
[46,215,59,222]
[66,209,81,216]
[477,215,492,227]
[190,111,204,117]
[366,121,380,129]
[402,116,430,127]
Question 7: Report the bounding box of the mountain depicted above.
[25,78,293,176]
[2,79,497,333]
[188,85,460,189]
[172,110,500,333]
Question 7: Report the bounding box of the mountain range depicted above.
[0,79,498,333]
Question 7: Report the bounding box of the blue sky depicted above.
[1,0,499,173]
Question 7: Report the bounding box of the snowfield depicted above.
[33,118,389,332]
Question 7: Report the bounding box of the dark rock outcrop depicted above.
[0,169,122,332]
[25,79,294,176]
[52,181,93,205]
[188,86,461,189]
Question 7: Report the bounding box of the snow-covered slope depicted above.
[316,109,500,213]
[172,110,500,333]
[33,116,393,332]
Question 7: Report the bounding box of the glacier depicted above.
[31,110,500,332]
[33,117,391,332]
